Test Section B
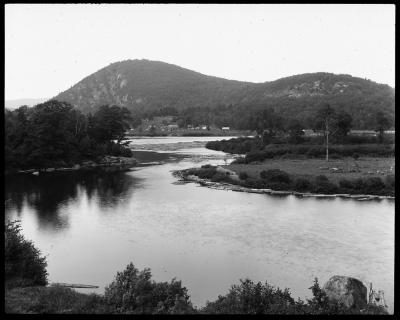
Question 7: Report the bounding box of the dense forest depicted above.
[54,60,395,129]
[5,100,133,173]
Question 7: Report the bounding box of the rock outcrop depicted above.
[322,275,367,310]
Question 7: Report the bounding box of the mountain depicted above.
[5,98,49,110]
[53,59,395,128]
[55,59,252,114]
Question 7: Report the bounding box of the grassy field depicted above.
[225,157,395,185]
[5,286,106,314]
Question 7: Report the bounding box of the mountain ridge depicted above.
[16,59,395,129]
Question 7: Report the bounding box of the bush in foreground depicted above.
[5,221,48,288]
[201,279,298,314]
[200,278,388,315]
[104,263,195,314]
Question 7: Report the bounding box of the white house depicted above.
[167,124,179,131]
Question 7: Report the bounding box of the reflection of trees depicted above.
[5,171,141,230]
[84,170,140,208]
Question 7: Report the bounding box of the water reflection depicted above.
[5,170,143,230]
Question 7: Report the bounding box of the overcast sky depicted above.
[5,4,395,100]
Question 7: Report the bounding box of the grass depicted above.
[226,157,395,186]
[5,286,107,314]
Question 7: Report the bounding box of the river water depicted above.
[5,136,394,312]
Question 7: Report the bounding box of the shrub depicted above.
[200,277,388,315]
[352,153,359,160]
[108,143,133,157]
[363,177,385,194]
[315,175,329,183]
[104,263,194,314]
[239,172,248,180]
[314,176,338,194]
[260,169,291,184]
[339,179,354,190]
[265,181,291,191]
[5,221,48,288]
[201,279,296,314]
[211,172,230,182]
[241,178,266,189]
[294,178,314,191]
[385,175,395,189]
[194,167,217,179]
[206,137,261,155]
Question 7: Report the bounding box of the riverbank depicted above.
[5,277,388,314]
[9,156,138,176]
[174,165,395,200]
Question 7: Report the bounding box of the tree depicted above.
[334,110,353,142]
[88,105,132,144]
[286,119,304,144]
[251,108,284,145]
[315,104,337,161]
[374,111,391,143]
[25,100,81,167]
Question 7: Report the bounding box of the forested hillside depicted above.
[53,60,395,129]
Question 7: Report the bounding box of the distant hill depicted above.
[55,59,251,114]
[54,59,395,128]
[5,98,49,110]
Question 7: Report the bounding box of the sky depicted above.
[5,4,395,100]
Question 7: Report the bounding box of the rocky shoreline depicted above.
[173,169,395,201]
[14,156,138,175]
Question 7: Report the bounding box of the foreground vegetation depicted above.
[5,221,388,314]
[5,100,133,173]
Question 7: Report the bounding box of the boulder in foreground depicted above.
[322,275,367,310]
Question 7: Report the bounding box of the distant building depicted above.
[350,130,377,136]
[221,127,230,131]
[302,129,323,136]
[167,124,179,131]
[384,130,395,135]
[200,125,208,130]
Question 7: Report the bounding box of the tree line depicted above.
[5,100,133,172]
[133,102,393,137]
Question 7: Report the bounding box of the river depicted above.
[5,136,394,312]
